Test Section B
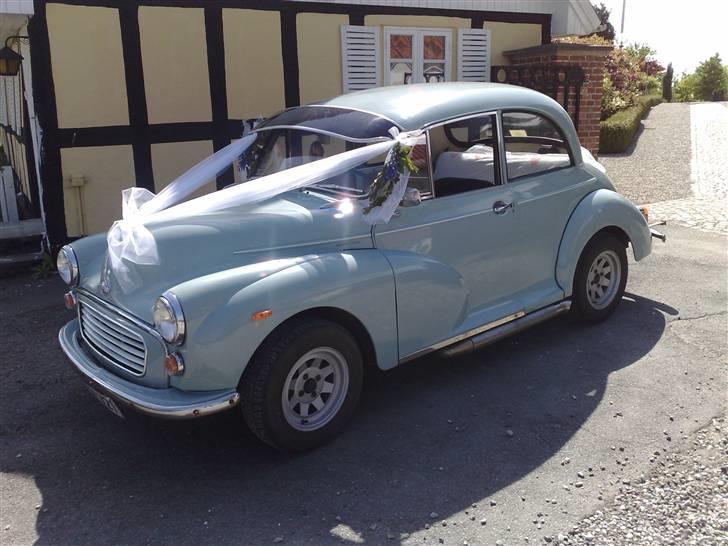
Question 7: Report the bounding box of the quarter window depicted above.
[501,112,572,180]
[428,114,500,197]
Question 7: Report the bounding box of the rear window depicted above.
[256,106,397,142]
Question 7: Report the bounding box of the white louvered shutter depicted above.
[457,28,491,82]
[341,25,381,93]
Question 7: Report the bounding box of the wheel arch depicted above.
[556,189,652,296]
[241,306,379,385]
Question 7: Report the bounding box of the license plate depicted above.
[87,387,125,419]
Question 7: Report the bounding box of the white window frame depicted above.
[383,27,452,86]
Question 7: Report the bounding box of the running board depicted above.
[440,301,572,359]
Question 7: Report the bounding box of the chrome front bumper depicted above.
[59,319,239,419]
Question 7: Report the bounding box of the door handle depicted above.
[493,201,513,215]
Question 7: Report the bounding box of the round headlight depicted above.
[152,292,185,344]
[56,245,79,286]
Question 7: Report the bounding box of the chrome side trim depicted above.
[399,301,571,363]
[400,310,526,363]
[376,206,494,236]
[232,234,372,255]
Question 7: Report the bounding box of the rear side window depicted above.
[501,112,572,181]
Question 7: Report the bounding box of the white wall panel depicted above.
[292,0,599,36]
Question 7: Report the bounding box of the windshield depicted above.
[238,106,431,197]
[244,128,387,196]
[244,128,433,198]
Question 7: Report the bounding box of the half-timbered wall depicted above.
[28,0,551,242]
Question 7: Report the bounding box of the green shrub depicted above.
[599,94,662,154]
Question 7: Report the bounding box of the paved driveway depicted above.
[1,223,725,546]
[601,102,728,234]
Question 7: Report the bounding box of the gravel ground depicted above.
[556,417,727,545]
[600,103,693,205]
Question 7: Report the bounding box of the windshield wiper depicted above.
[313,183,365,195]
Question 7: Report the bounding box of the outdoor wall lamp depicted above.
[0,36,28,77]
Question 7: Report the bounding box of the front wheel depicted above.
[569,232,628,324]
[240,318,363,451]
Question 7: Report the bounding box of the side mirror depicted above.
[400,187,422,207]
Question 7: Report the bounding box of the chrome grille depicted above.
[79,298,147,376]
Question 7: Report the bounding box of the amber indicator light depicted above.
[251,309,272,321]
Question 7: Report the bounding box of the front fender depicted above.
[556,189,652,296]
[168,250,397,391]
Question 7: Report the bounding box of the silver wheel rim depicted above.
[281,347,349,432]
[586,250,621,310]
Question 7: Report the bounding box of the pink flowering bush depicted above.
[601,44,664,119]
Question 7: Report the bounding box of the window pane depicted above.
[423,62,445,83]
[423,35,445,60]
[389,61,414,85]
[502,112,571,180]
[390,34,413,59]
[429,114,499,197]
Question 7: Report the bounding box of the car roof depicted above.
[318,82,582,160]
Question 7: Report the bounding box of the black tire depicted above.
[569,232,628,324]
[240,318,363,452]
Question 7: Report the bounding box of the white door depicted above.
[384,27,452,85]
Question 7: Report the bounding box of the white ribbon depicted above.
[362,127,422,225]
[106,128,419,292]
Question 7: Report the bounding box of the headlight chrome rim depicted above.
[152,291,186,345]
[57,245,79,286]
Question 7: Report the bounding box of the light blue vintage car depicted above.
[58,83,659,451]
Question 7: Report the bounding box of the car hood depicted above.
[74,190,374,320]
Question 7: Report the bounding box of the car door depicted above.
[500,111,601,312]
[374,113,525,361]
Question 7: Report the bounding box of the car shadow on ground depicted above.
[1,292,674,545]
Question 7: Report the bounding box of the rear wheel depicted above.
[569,232,628,324]
[240,318,363,452]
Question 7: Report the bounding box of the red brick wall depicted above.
[504,44,612,157]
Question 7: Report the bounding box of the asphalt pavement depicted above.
[0,223,726,546]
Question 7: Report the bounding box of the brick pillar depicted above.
[503,43,613,157]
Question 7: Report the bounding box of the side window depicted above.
[428,114,500,198]
[501,112,572,180]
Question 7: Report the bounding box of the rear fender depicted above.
[556,189,652,296]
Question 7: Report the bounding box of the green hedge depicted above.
[599,94,663,154]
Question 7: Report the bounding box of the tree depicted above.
[693,53,728,101]
[591,2,615,42]
[624,43,657,64]
[673,72,697,102]
[662,63,673,102]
